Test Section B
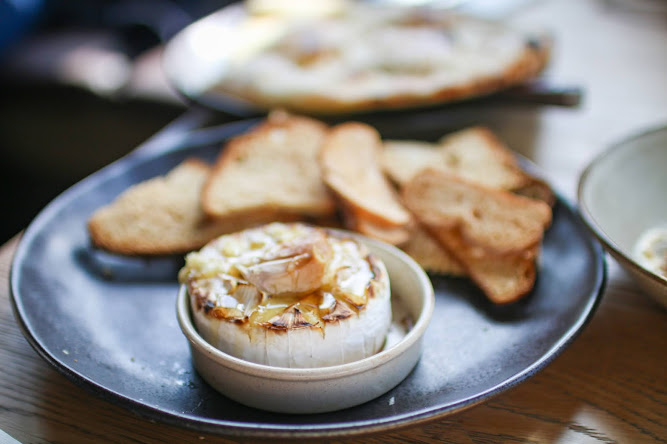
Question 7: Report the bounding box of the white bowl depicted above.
[578,125,667,307]
[176,232,435,414]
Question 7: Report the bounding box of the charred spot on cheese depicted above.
[321,298,355,322]
[203,300,215,314]
[368,255,383,283]
[266,306,315,330]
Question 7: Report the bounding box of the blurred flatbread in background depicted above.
[213,2,551,114]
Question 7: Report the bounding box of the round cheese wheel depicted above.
[178,222,392,368]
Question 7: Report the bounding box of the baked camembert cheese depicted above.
[178,222,391,368]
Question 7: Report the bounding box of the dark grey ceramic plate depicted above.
[10,118,605,439]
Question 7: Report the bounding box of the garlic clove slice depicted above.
[321,298,355,321]
[234,283,264,318]
[241,237,333,295]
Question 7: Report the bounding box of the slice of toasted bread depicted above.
[88,159,292,255]
[383,126,530,191]
[403,169,551,303]
[339,202,411,246]
[425,224,540,304]
[383,127,553,279]
[402,169,551,256]
[381,140,442,186]
[202,111,336,220]
[436,127,531,190]
[401,225,466,276]
[319,122,412,228]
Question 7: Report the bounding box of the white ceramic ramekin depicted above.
[176,232,434,414]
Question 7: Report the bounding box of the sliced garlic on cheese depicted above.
[178,222,391,368]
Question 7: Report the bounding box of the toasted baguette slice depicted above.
[88,159,291,255]
[381,140,442,186]
[355,218,411,246]
[202,111,336,220]
[401,225,466,276]
[402,169,551,256]
[339,202,411,246]
[319,122,412,228]
[427,224,539,304]
[382,126,530,191]
[403,169,550,303]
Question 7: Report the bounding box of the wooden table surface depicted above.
[2,0,666,442]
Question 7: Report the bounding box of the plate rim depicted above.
[9,119,607,439]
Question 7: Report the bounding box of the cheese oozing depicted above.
[178,223,392,368]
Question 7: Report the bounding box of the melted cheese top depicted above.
[178,223,381,329]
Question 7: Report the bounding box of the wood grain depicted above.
[1,0,667,442]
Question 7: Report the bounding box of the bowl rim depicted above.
[577,123,667,289]
[176,230,435,381]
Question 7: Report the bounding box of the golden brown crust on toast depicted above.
[401,224,467,277]
[319,122,412,229]
[383,126,531,190]
[88,159,299,255]
[202,111,336,220]
[403,169,551,303]
[402,169,551,256]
